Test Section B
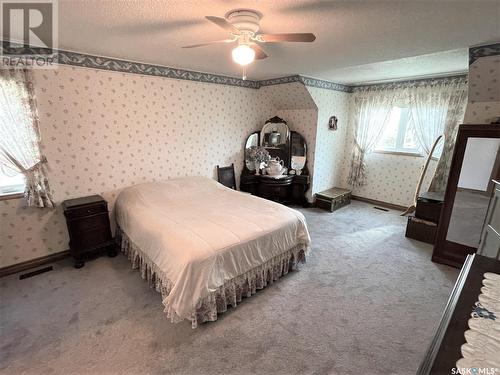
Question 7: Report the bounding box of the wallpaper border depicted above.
[1,42,351,92]
[258,75,352,93]
[299,76,353,93]
[1,42,467,94]
[57,50,263,89]
[351,74,468,91]
[258,75,302,87]
[469,42,500,65]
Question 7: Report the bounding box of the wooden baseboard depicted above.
[351,195,407,212]
[0,250,71,278]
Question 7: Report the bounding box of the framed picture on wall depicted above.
[328,116,338,131]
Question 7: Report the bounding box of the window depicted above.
[0,69,53,207]
[0,169,25,196]
[0,72,30,198]
[376,106,420,155]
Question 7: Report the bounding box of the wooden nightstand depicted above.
[62,195,116,268]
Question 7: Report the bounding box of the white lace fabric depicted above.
[456,272,500,371]
[118,227,306,328]
[114,177,311,327]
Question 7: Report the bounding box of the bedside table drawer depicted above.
[62,194,115,268]
[65,202,108,220]
[67,213,112,252]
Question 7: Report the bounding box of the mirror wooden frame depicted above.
[432,124,500,268]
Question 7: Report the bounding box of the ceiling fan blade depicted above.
[205,16,241,35]
[259,33,316,43]
[250,43,268,60]
[182,39,235,48]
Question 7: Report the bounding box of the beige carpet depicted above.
[0,201,458,375]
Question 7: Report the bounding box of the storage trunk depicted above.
[416,191,444,223]
[405,216,437,244]
[315,188,351,212]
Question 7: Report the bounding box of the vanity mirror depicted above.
[240,117,309,206]
[290,132,307,175]
[260,116,291,168]
[432,124,500,268]
[244,131,260,171]
[260,116,290,147]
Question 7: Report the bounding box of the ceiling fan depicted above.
[182,9,316,73]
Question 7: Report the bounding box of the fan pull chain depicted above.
[242,66,247,80]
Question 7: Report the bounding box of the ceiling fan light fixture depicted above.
[232,44,255,66]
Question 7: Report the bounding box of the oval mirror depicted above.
[290,132,307,172]
[260,116,290,147]
[245,132,259,170]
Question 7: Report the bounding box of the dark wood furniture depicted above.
[217,163,236,190]
[241,120,310,206]
[315,187,351,212]
[62,195,116,268]
[432,124,500,268]
[417,254,500,374]
[240,174,310,206]
[416,191,445,223]
[405,217,437,244]
[478,180,500,258]
[406,191,444,244]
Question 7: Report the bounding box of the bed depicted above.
[115,176,311,328]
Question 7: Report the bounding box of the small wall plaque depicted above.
[328,116,338,131]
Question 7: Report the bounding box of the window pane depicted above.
[377,107,401,150]
[0,170,25,195]
[403,123,418,149]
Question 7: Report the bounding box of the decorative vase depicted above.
[254,161,261,175]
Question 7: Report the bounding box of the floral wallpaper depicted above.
[464,51,500,124]
[260,82,317,110]
[5,46,493,268]
[263,83,351,200]
[262,82,319,201]
[338,95,440,208]
[306,87,350,195]
[276,108,318,200]
[339,151,438,207]
[0,65,275,268]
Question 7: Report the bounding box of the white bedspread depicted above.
[115,176,310,321]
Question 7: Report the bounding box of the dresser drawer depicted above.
[62,194,115,268]
[67,213,112,252]
[65,202,108,220]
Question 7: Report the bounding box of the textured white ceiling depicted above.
[53,1,500,83]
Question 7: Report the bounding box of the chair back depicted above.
[217,163,236,190]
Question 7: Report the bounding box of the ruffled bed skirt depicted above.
[116,227,306,328]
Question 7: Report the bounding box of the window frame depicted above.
[375,106,422,157]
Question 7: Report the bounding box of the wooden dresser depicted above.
[62,195,116,268]
[240,174,310,206]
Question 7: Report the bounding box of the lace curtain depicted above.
[409,86,450,156]
[348,77,467,189]
[347,87,395,187]
[426,79,468,192]
[0,69,54,208]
